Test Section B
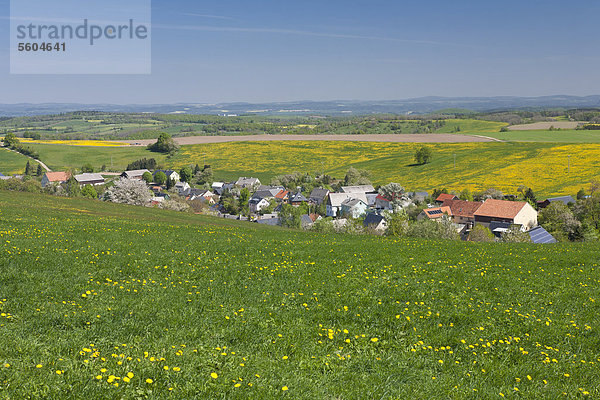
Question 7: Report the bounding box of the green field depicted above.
[0,148,34,175]
[467,130,600,143]
[0,191,599,398]
[3,140,599,196]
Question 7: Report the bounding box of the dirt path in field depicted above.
[2,147,52,172]
[119,134,495,146]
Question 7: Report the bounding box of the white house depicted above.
[41,171,71,188]
[235,177,261,189]
[340,198,368,219]
[326,193,368,217]
[341,185,375,194]
[249,197,271,214]
[175,181,191,196]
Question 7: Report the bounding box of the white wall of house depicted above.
[513,203,538,230]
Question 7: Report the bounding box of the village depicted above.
[1,160,579,244]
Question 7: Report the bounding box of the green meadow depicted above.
[0,148,32,175]
[0,191,599,398]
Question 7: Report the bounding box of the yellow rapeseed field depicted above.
[19,139,128,147]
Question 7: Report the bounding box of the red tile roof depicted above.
[474,199,528,219]
[423,206,452,219]
[441,199,483,218]
[275,190,289,200]
[45,171,71,182]
[436,193,458,202]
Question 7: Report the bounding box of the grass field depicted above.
[2,141,598,196]
[0,148,34,175]
[466,130,600,143]
[0,191,599,398]
[15,143,169,173]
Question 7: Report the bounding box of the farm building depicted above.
[474,199,537,230]
[441,199,482,226]
[74,173,105,186]
[435,193,459,204]
[537,196,576,209]
[418,206,452,221]
[120,169,150,180]
[41,171,71,188]
[341,185,376,194]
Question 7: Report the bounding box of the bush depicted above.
[406,218,459,240]
[81,184,98,199]
[468,225,495,242]
[0,178,42,193]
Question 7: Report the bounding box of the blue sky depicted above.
[0,0,599,104]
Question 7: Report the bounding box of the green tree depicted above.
[142,171,153,183]
[147,132,178,155]
[81,163,94,173]
[2,132,19,147]
[81,184,98,199]
[539,202,580,242]
[279,204,302,229]
[468,225,495,242]
[459,188,473,201]
[414,146,433,165]
[196,167,213,185]
[179,166,193,183]
[576,188,586,200]
[166,178,176,190]
[24,161,33,175]
[385,211,409,237]
[154,171,167,186]
[343,167,371,186]
[66,176,81,197]
[36,164,43,177]
[238,188,250,214]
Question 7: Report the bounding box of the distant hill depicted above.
[1,95,600,117]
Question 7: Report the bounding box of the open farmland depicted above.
[0,191,599,398]
[2,141,599,196]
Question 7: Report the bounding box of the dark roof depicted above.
[309,188,330,199]
[300,215,314,225]
[543,196,576,206]
[363,213,385,227]
[529,226,557,244]
[253,190,276,200]
[257,218,280,226]
[290,192,308,203]
[153,170,176,176]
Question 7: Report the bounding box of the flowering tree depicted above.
[103,178,152,206]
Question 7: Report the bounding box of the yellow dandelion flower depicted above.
[211,372,218,379]
[146,378,153,384]
[282,386,289,391]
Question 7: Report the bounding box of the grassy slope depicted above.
[0,148,33,175]
[0,191,599,399]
